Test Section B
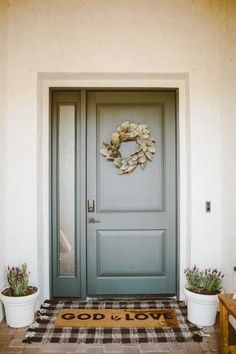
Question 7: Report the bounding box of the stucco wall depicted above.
[1,0,235,301]
[0,0,8,320]
[220,0,236,292]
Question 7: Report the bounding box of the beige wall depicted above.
[220,0,236,291]
[0,0,8,320]
[1,0,236,299]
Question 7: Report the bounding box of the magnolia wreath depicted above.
[100,121,156,175]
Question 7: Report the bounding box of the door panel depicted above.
[97,230,165,276]
[96,103,164,212]
[87,91,176,296]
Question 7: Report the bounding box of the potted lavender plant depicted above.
[184,266,224,326]
[0,264,40,328]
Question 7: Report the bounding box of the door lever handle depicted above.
[88,217,101,224]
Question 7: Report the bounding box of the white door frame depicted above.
[37,73,191,302]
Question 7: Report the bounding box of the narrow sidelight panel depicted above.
[58,105,75,276]
[51,91,81,297]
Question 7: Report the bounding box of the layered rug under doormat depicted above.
[23,299,203,344]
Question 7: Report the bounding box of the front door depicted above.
[51,90,176,298]
[87,91,176,296]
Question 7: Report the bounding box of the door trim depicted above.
[38,73,190,302]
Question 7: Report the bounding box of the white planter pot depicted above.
[184,288,219,327]
[0,287,40,328]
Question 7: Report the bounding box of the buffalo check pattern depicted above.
[23,299,203,344]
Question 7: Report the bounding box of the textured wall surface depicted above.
[0,0,8,320]
[220,1,236,291]
[0,0,235,302]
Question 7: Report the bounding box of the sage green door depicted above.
[87,91,176,296]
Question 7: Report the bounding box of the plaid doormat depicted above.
[23,299,203,344]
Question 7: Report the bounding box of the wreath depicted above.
[100,121,156,174]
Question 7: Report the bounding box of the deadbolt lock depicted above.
[88,199,95,212]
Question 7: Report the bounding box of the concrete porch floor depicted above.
[0,318,220,354]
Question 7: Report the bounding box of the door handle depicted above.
[88,217,101,224]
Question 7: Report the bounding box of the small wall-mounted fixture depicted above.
[205,201,211,213]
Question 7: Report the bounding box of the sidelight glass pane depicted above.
[58,105,76,276]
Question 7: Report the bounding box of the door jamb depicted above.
[80,89,87,300]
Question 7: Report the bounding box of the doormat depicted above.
[55,308,180,328]
[23,299,203,344]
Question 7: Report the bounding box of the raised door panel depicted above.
[97,230,165,276]
[97,103,164,212]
